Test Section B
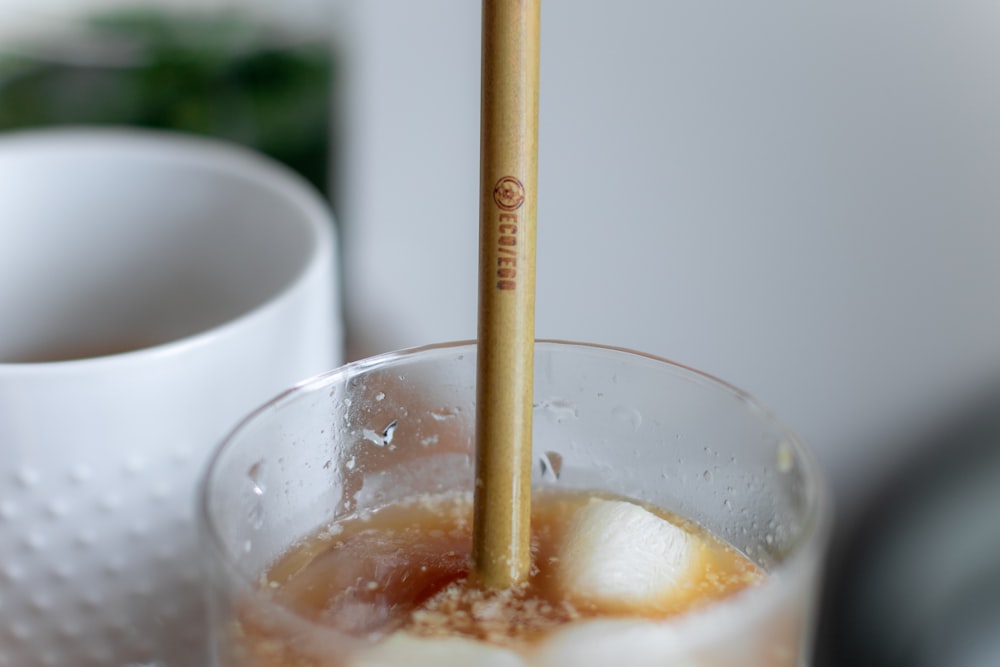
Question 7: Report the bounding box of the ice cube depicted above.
[348,633,526,667]
[530,618,689,667]
[553,499,703,611]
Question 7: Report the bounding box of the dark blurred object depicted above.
[817,382,1000,667]
[0,9,333,196]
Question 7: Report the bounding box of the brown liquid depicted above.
[235,489,763,666]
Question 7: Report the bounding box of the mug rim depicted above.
[0,126,337,373]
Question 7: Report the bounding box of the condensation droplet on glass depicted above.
[243,540,253,553]
[723,498,733,510]
[420,435,440,447]
[431,407,459,421]
[776,440,795,473]
[382,419,397,444]
[702,469,713,482]
[534,398,578,422]
[538,451,563,482]
[249,503,264,530]
[375,392,386,401]
[612,405,642,431]
[248,461,266,496]
[346,456,356,470]
[363,419,398,447]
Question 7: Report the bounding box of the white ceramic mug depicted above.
[0,128,342,667]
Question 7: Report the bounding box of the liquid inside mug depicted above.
[0,128,342,667]
[199,341,830,667]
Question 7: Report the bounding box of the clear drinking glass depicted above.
[198,341,831,667]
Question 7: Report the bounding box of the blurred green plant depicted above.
[0,9,333,196]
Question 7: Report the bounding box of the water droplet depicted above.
[420,435,440,447]
[381,420,397,444]
[431,407,459,421]
[248,461,266,496]
[538,451,563,481]
[375,391,386,401]
[702,469,713,482]
[363,419,398,447]
[776,441,795,473]
[249,503,265,530]
[723,498,733,510]
[243,540,253,553]
[535,398,578,422]
[612,405,642,431]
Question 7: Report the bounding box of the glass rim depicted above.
[197,338,833,644]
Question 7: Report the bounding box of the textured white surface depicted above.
[0,131,341,667]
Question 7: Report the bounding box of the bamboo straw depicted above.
[472,0,541,589]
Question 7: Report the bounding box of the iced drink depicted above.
[199,342,830,667]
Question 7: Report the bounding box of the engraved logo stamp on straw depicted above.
[493,177,524,292]
[493,176,525,211]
